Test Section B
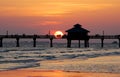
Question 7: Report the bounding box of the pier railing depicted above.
[0,35,120,39]
[89,35,120,39]
[0,35,51,39]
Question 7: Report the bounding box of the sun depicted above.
[54,31,64,39]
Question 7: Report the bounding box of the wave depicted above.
[0,43,120,72]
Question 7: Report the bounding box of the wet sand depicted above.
[33,56,120,73]
[0,69,120,77]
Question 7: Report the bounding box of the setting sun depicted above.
[54,31,64,39]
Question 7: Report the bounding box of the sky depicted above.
[0,0,120,35]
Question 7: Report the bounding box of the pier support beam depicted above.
[0,38,3,47]
[67,39,71,48]
[50,38,53,47]
[84,40,89,48]
[87,40,89,47]
[78,40,80,48]
[101,38,104,48]
[16,38,20,47]
[33,38,36,47]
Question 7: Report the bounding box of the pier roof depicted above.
[66,24,90,33]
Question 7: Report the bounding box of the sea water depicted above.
[0,39,120,73]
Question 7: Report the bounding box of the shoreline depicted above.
[0,55,120,73]
[30,55,120,73]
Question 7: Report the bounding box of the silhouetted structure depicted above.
[66,24,90,48]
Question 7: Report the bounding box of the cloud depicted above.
[40,21,61,26]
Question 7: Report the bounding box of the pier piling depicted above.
[0,38,3,47]
[101,36,104,48]
[84,40,89,48]
[16,37,20,47]
[101,38,104,48]
[50,38,53,47]
[87,40,89,47]
[67,39,71,48]
[33,37,36,47]
[78,40,80,48]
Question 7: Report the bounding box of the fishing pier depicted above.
[0,34,120,48]
[0,24,120,48]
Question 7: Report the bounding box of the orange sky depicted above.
[0,0,120,35]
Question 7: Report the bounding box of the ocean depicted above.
[0,39,120,73]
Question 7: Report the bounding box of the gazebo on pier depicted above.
[66,24,90,48]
